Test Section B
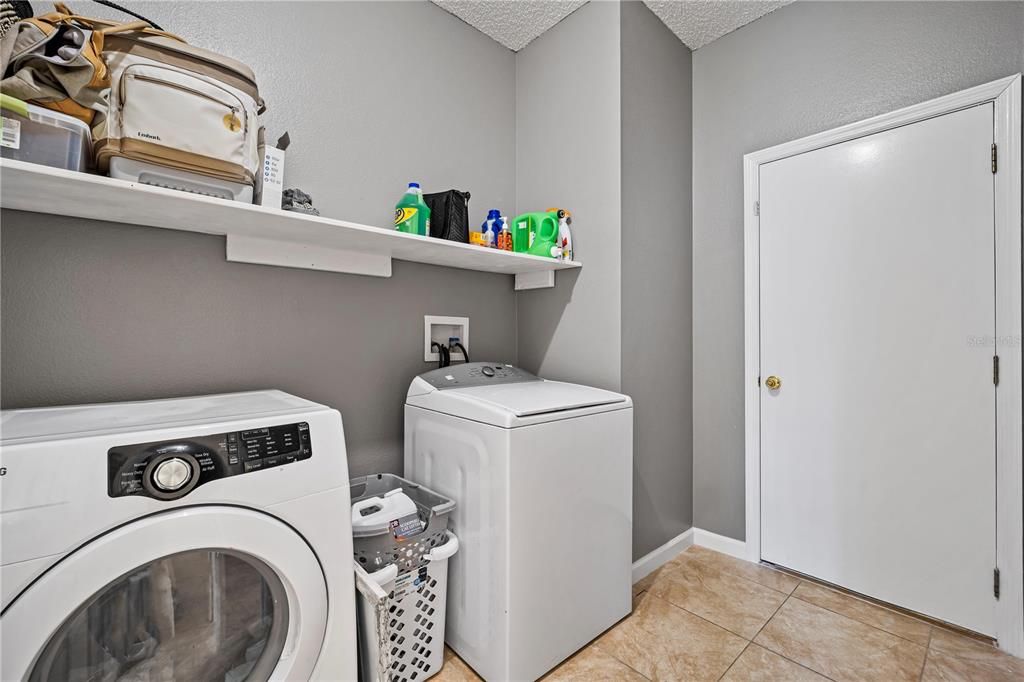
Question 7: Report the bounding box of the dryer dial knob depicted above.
[152,457,193,492]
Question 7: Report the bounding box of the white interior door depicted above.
[759,103,996,635]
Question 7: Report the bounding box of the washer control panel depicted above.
[108,422,312,500]
[419,361,540,390]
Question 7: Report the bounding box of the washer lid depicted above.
[454,381,627,417]
[407,377,630,427]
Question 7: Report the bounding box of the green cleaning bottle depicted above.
[395,182,430,235]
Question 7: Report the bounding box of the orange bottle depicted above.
[497,215,513,251]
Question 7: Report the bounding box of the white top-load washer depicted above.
[0,390,357,682]
[404,363,633,681]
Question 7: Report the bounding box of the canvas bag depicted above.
[0,3,264,185]
[0,3,133,124]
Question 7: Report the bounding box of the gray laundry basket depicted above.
[351,474,458,682]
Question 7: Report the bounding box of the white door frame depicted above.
[743,74,1023,655]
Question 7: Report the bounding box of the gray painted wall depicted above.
[3,0,696,568]
[0,1,517,478]
[514,1,694,560]
[692,0,1024,540]
[620,1,693,558]
[515,0,623,392]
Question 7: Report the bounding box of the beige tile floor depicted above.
[433,545,1024,681]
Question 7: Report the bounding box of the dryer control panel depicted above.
[108,421,312,500]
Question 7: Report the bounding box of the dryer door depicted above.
[1,506,327,682]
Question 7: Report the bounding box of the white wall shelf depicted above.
[0,159,580,289]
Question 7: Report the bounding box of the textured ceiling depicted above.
[431,0,793,52]
[432,1,588,51]
[644,1,793,49]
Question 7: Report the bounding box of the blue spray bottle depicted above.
[481,209,501,247]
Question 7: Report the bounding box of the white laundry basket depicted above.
[354,534,459,682]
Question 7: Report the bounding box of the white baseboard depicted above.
[632,527,694,584]
[631,527,754,585]
[693,528,749,560]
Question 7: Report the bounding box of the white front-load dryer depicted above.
[0,390,357,681]
[404,363,633,682]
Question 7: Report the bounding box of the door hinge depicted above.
[994,355,1000,386]
[754,201,760,217]
[992,143,997,174]
[994,567,1001,599]
[757,376,761,387]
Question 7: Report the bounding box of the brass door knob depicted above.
[764,375,782,390]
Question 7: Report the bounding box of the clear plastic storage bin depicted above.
[351,474,458,682]
[1,96,91,171]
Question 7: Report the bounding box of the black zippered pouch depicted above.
[424,189,471,242]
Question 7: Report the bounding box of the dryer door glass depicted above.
[27,549,288,682]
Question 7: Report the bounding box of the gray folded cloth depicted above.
[282,187,319,216]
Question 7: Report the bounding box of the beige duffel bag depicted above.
[95,27,264,189]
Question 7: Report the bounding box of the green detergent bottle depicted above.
[395,182,430,235]
[513,212,560,258]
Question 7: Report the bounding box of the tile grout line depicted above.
[651,548,794,647]
[776,564,980,645]
[624,589,763,677]
[626,580,810,680]
[653,552,942,682]
[588,592,655,681]
[689,547,798,597]
[618,656,653,680]
[686,548,843,676]
[700,542,958,655]
[622,589,761,659]
[677,550,902,681]
[654,550,793,635]
[644,554,782,641]
[592,630,655,682]
[750,588,841,682]
[661,595,761,641]
[716,641,752,682]
[791,578,935,632]
[579,642,653,681]
[768,594,929,679]
[640,590,751,640]
[786,593,930,649]
[750,590,789,641]
[918,627,934,682]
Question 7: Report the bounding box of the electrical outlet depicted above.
[424,316,469,362]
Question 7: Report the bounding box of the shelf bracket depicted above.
[515,270,556,290]
[226,235,392,277]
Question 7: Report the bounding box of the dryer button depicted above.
[153,457,193,492]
